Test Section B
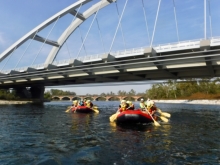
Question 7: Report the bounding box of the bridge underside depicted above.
[0,42,220,89]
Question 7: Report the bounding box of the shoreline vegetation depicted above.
[1,78,220,104]
[1,99,220,105]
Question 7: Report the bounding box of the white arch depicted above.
[45,0,116,64]
[0,0,115,63]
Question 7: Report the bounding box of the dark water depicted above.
[0,101,219,165]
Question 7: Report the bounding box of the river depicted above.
[0,101,219,165]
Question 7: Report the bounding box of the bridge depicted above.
[52,95,144,101]
[0,0,220,100]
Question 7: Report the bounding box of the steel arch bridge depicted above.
[0,0,220,99]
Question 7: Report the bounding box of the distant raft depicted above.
[116,109,156,123]
[71,106,94,113]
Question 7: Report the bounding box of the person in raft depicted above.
[126,101,135,110]
[118,100,129,112]
[139,98,145,110]
[86,100,93,108]
[72,100,79,108]
[79,98,87,106]
[146,100,157,116]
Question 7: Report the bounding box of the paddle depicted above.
[92,105,99,113]
[156,115,169,123]
[109,108,120,122]
[65,106,72,113]
[157,108,171,118]
[145,107,161,126]
[109,112,119,122]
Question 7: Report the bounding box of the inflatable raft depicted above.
[116,109,156,123]
[71,106,94,113]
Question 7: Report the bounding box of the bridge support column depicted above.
[144,47,157,57]
[14,87,31,99]
[30,86,45,100]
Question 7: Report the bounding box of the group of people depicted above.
[71,98,94,108]
[118,98,157,115]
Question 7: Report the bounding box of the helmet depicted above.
[121,100,126,103]
[126,101,130,104]
[140,98,144,102]
[147,100,154,108]
[73,100,77,103]
[86,100,91,103]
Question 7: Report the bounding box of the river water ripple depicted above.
[0,101,219,165]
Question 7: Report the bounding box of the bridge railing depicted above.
[154,38,202,52]
[77,53,103,61]
[2,36,220,74]
[52,58,74,66]
[110,47,145,56]
[210,36,220,46]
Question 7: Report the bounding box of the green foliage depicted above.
[0,89,19,100]
[49,89,76,96]
[44,91,52,100]
[146,78,220,99]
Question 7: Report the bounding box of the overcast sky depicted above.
[0,0,220,94]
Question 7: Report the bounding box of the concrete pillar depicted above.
[144,47,157,57]
[200,39,210,51]
[14,87,31,99]
[30,86,45,100]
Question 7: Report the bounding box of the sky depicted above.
[0,0,220,95]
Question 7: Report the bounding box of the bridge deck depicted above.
[0,38,220,88]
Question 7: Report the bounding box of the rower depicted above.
[86,100,93,108]
[139,98,145,110]
[118,100,129,112]
[126,101,135,110]
[72,100,78,107]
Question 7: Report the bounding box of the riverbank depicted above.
[154,99,220,105]
[0,99,50,104]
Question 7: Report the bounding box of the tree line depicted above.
[146,78,220,99]
[0,78,219,100]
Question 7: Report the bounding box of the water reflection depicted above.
[0,101,219,165]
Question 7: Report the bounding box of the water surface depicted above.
[0,101,219,165]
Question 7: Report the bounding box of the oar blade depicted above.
[93,109,99,113]
[159,116,169,122]
[92,105,99,113]
[65,106,71,113]
[154,120,161,126]
[161,112,171,118]
[109,113,117,122]
[157,108,171,118]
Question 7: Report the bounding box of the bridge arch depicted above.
[52,96,60,100]
[72,97,81,101]
[122,96,135,101]
[108,96,120,101]
[61,96,71,100]
[0,0,115,64]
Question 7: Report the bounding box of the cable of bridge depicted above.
[208,0,212,38]
[54,3,83,61]
[109,0,128,53]
[1,47,16,72]
[115,1,127,50]
[172,0,179,42]
[150,0,161,47]
[141,0,150,46]
[95,17,106,53]
[14,31,38,69]
[78,26,88,56]
[76,0,103,58]
[31,16,60,65]
[204,0,207,39]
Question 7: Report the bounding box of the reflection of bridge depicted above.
[52,95,144,101]
[0,0,220,100]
